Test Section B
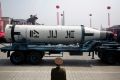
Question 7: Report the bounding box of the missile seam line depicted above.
[11,25,15,42]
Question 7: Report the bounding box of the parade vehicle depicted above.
[0,24,120,65]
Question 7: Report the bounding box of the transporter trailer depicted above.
[0,24,120,65]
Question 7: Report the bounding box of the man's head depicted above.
[55,57,63,66]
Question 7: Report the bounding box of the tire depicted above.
[40,52,44,59]
[27,52,43,65]
[10,52,25,65]
[98,52,102,59]
[105,54,116,64]
[98,52,106,62]
[99,51,116,64]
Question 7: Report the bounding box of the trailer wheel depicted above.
[40,52,44,59]
[10,52,25,65]
[98,52,105,62]
[27,52,42,65]
[98,51,116,64]
[105,54,116,64]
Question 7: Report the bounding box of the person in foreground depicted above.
[51,57,66,80]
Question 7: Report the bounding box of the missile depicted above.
[5,24,112,44]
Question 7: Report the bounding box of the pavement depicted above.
[0,52,120,80]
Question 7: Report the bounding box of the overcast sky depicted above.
[0,0,120,29]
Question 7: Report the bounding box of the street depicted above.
[0,52,120,80]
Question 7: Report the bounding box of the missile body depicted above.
[5,25,107,44]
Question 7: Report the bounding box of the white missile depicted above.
[5,24,109,44]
